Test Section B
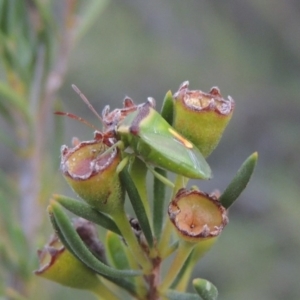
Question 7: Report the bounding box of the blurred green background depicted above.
[1,0,300,299]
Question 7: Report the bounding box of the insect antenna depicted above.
[72,84,104,126]
[54,111,99,131]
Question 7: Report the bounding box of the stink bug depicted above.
[116,99,211,180]
[58,85,211,181]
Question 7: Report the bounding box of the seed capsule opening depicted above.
[60,136,124,214]
[168,189,228,242]
[174,82,234,115]
[61,140,117,180]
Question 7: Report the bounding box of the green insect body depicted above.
[116,103,211,180]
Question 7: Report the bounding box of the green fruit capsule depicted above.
[60,132,125,214]
[35,231,101,291]
[172,81,235,158]
[116,99,211,180]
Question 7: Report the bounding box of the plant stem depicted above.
[160,240,179,260]
[174,237,218,291]
[112,209,153,274]
[146,257,162,300]
[173,175,189,192]
[157,174,189,253]
[123,246,148,299]
[157,218,173,254]
[158,241,195,292]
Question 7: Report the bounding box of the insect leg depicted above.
[99,140,124,158]
[146,165,175,188]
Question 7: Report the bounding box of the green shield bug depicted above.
[59,85,211,181]
[115,98,211,180]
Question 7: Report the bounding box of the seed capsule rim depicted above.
[168,189,228,240]
[173,81,235,115]
[60,136,119,181]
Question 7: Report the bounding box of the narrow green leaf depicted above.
[33,0,56,72]
[32,0,54,28]
[0,193,25,270]
[53,194,121,235]
[129,157,151,226]
[0,93,15,124]
[48,205,72,252]
[0,170,18,199]
[12,1,35,81]
[164,290,201,300]
[9,0,27,33]
[153,167,167,240]
[0,34,32,85]
[0,1,7,31]
[15,0,32,38]
[161,90,174,125]
[0,81,31,126]
[76,0,110,41]
[152,91,173,239]
[48,208,137,296]
[219,152,258,209]
[0,243,15,272]
[50,201,142,278]
[15,36,36,83]
[119,168,154,247]
[193,278,218,300]
[105,231,130,270]
[0,0,14,34]
[9,226,28,261]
